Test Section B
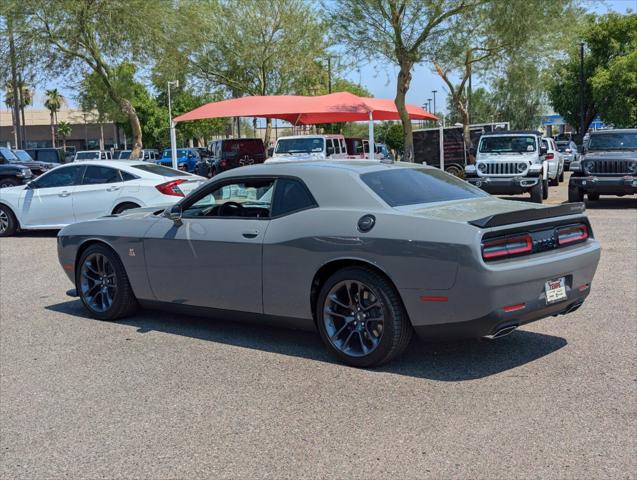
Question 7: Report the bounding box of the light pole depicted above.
[167,80,179,169]
[579,42,585,145]
[432,90,437,117]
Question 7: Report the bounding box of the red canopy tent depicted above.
[172,92,437,160]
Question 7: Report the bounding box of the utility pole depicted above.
[327,57,332,94]
[8,17,23,149]
[432,90,437,117]
[579,42,586,145]
[467,69,472,125]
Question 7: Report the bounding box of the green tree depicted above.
[377,122,404,157]
[28,0,171,158]
[57,120,72,150]
[189,0,328,146]
[432,0,580,160]
[445,87,497,126]
[549,13,637,137]
[330,0,472,161]
[44,88,64,148]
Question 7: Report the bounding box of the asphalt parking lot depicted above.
[1,175,635,480]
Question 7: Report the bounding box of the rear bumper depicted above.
[466,176,539,194]
[399,239,601,340]
[570,175,637,195]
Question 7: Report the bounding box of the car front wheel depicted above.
[0,204,17,237]
[568,185,584,202]
[76,244,137,321]
[530,180,543,203]
[316,267,413,368]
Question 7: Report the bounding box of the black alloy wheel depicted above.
[76,244,137,320]
[316,267,412,367]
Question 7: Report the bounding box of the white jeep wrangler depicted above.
[265,134,349,163]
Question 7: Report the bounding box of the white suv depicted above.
[266,135,349,163]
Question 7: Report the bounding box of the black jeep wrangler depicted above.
[569,129,637,202]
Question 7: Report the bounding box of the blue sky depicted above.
[27,0,636,113]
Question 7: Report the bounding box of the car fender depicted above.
[542,160,549,180]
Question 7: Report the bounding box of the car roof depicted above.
[481,130,542,136]
[61,160,146,168]
[276,134,344,140]
[220,160,425,177]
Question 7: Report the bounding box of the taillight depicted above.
[545,153,554,160]
[156,179,187,197]
[557,224,588,246]
[482,234,532,260]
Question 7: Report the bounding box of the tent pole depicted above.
[368,112,375,161]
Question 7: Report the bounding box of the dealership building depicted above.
[0,108,127,151]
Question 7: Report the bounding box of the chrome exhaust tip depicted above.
[484,324,519,340]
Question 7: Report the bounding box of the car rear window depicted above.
[361,168,488,207]
[131,164,192,177]
[223,140,265,154]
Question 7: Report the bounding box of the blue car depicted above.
[157,148,200,172]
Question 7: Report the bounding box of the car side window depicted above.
[271,178,317,217]
[33,166,83,188]
[82,166,122,185]
[120,171,137,181]
[182,178,275,219]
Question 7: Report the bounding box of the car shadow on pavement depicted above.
[46,299,567,382]
[14,229,59,237]
[579,197,637,209]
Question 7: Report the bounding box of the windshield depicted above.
[75,151,100,160]
[0,147,19,161]
[479,136,537,153]
[119,151,132,159]
[361,167,488,207]
[588,132,637,151]
[14,150,33,161]
[275,137,324,155]
[556,141,570,152]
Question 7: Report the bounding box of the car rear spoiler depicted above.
[469,203,586,228]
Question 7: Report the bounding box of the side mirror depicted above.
[164,204,182,225]
[326,146,335,156]
[540,146,548,156]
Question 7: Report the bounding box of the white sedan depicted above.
[0,160,205,236]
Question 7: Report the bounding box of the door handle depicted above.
[242,230,259,239]
[106,186,121,192]
[59,191,71,197]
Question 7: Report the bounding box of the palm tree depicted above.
[44,89,64,148]
[4,80,33,146]
[57,121,72,150]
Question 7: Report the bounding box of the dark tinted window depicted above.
[0,147,18,161]
[14,150,33,162]
[272,179,316,216]
[222,140,265,155]
[82,166,121,184]
[131,163,192,177]
[34,166,83,188]
[121,171,137,181]
[38,150,63,163]
[361,168,488,207]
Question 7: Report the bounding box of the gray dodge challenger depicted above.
[58,161,601,367]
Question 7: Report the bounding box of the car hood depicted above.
[397,197,545,223]
[583,150,637,161]
[267,153,325,163]
[477,153,536,162]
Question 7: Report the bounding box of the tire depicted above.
[0,178,20,189]
[549,176,559,187]
[0,204,18,237]
[568,184,584,202]
[530,180,543,203]
[541,179,549,200]
[316,267,413,368]
[587,193,600,201]
[559,170,564,183]
[76,244,137,321]
[445,164,465,179]
[112,202,141,215]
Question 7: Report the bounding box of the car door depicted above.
[143,176,275,313]
[73,165,124,221]
[19,164,84,227]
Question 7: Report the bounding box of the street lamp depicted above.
[432,90,437,117]
[167,80,179,169]
[579,42,585,145]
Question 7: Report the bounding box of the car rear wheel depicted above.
[559,170,564,183]
[0,178,20,188]
[587,193,600,201]
[549,176,559,187]
[0,204,17,237]
[530,181,543,203]
[316,267,413,368]
[76,244,137,321]
[568,185,584,202]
